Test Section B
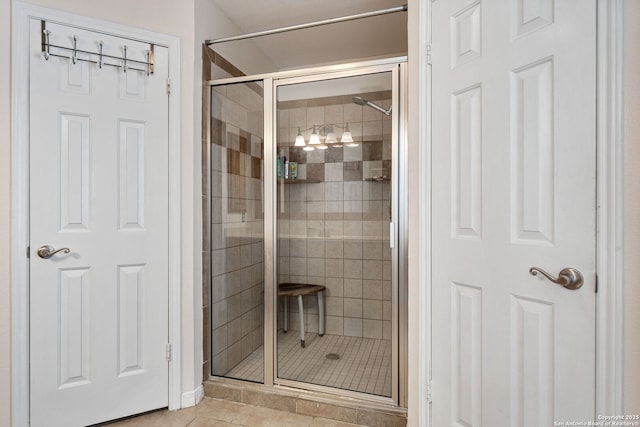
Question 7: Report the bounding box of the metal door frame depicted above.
[207,57,408,407]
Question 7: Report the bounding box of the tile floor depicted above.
[104,397,364,426]
[226,331,392,397]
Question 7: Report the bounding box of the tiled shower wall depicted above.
[203,47,252,378]
[207,53,266,376]
[276,92,393,340]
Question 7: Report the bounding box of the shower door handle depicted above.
[389,222,395,248]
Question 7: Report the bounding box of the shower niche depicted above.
[207,63,405,404]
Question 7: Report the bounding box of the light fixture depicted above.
[290,123,355,149]
[309,126,320,145]
[294,128,305,147]
[325,126,337,144]
[340,123,353,143]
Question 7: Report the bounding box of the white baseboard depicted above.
[181,384,204,408]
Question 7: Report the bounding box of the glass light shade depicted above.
[294,131,305,147]
[346,142,359,147]
[326,132,337,144]
[317,144,329,150]
[303,145,315,151]
[341,131,353,143]
[308,125,320,145]
[309,132,320,145]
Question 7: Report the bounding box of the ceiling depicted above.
[210,0,408,70]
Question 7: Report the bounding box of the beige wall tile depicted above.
[344,259,363,279]
[363,319,383,339]
[344,279,363,299]
[364,280,383,300]
[344,298,363,318]
[344,318,363,337]
[326,297,344,316]
[363,300,383,320]
[326,316,344,335]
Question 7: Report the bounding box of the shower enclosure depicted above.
[206,59,407,405]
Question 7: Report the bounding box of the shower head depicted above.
[351,96,368,106]
[351,96,392,116]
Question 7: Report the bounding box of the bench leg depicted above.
[298,295,305,348]
[318,291,325,336]
[283,296,288,333]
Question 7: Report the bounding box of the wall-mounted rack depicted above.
[40,20,155,75]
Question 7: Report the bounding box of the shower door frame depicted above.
[207,57,408,407]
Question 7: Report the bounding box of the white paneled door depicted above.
[432,1,596,426]
[29,20,170,427]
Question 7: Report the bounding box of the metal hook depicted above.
[149,44,155,75]
[98,41,103,69]
[145,49,150,76]
[42,29,51,60]
[122,45,128,73]
[71,35,78,64]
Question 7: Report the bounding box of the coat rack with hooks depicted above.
[40,20,155,75]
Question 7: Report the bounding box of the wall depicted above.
[195,0,277,77]
[624,0,640,413]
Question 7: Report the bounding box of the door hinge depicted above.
[166,77,171,95]
[426,43,433,65]
[166,343,172,361]
[26,245,30,258]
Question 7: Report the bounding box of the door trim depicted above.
[10,2,182,425]
[595,0,626,415]
[407,0,626,424]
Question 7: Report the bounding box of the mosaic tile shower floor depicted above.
[226,331,392,397]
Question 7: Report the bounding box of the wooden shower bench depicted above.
[278,283,325,348]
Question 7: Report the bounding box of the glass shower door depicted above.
[209,81,265,383]
[274,71,396,397]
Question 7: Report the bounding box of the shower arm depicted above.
[352,96,392,116]
[367,101,393,116]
